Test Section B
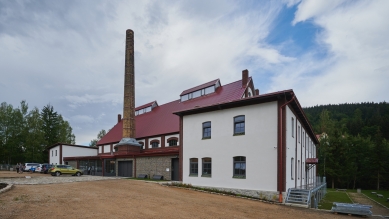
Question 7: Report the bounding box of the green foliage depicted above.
[318,190,353,210]
[304,102,389,190]
[89,129,106,147]
[0,101,76,164]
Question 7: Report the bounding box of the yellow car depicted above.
[48,165,83,177]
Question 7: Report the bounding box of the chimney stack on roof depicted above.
[118,114,122,123]
[242,69,248,87]
[255,89,259,96]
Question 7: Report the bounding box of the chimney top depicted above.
[118,114,122,123]
[242,69,249,87]
[255,89,259,96]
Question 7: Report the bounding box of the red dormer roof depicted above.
[97,79,246,145]
[135,101,157,111]
[180,79,219,96]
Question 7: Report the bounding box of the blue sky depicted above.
[1,0,388,145]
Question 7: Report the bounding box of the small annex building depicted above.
[48,143,98,174]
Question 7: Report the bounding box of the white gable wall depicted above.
[183,101,278,192]
[49,146,60,165]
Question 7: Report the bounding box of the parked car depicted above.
[48,165,83,177]
[23,163,40,172]
[40,163,53,174]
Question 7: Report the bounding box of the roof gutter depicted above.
[278,93,295,203]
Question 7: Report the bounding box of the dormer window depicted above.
[180,79,221,102]
[135,101,158,116]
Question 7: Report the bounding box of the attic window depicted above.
[180,86,215,102]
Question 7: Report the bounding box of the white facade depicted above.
[183,102,278,192]
[49,146,60,165]
[285,106,317,190]
[182,99,317,200]
[49,144,97,165]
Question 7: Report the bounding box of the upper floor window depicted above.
[55,150,57,156]
[291,118,294,137]
[190,158,198,176]
[234,115,245,135]
[298,126,300,143]
[233,156,246,178]
[167,137,178,146]
[202,158,212,177]
[138,142,144,149]
[150,140,159,148]
[203,122,211,139]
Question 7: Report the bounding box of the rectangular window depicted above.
[181,94,189,102]
[298,126,300,143]
[303,131,305,147]
[192,90,201,98]
[291,118,294,137]
[52,150,53,156]
[234,115,245,135]
[55,150,57,156]
[298,160,300,179]
[291,158,294,180]
[233,156,246,178]
[204,86,214,95]
[190,158,198,176]
[202,158,212,177]
[303,162,305,179]
[203,122,211,139]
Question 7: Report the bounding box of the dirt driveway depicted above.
[0,171,348,219]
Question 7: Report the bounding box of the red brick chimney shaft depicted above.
[242,69,248,87]
[118,114,122,123]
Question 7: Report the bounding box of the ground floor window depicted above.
[233,156,246,178]
[202,158,212,177]
[190,158,198,176]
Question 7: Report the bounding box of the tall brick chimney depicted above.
[115,29,141,149]
[242,69,248,87]
[123,29,136,138]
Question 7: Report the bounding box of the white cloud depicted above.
[268,0,389,106]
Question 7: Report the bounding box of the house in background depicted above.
[174,89,321,203]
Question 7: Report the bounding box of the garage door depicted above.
[118,161,133,177]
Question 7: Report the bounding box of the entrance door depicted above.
[104,159,116,176]
[171,158,179,181]
[118,161,133,177]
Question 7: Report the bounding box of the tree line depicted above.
[0,101,75,165]
[303,102,389,190]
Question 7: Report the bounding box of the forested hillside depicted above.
[303,102,389,190]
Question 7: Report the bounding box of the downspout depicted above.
[278,94,295,203]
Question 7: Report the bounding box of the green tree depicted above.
[25,107,45,163]
[89,129,106,147]
[41,104,59,146]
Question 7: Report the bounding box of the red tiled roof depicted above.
[180,79,219,96]
[135,101,157,111]
[97,79,245,145]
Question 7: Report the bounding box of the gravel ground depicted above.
[0,171,366,219]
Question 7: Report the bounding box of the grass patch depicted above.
[318,190,353,210]
[361,190,389,208]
